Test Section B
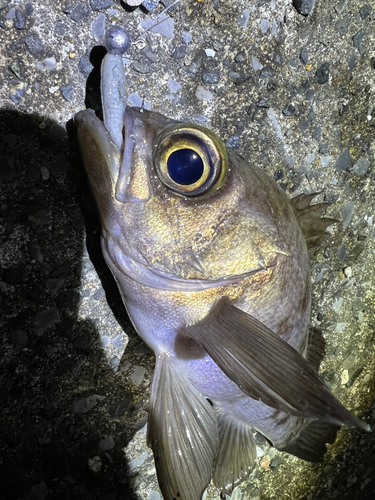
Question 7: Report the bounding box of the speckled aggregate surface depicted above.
[0,1,375,499]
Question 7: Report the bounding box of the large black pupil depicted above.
[167,149,204,185]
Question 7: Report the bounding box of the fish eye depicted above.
[167,149,204,185]
[154,125,228,197]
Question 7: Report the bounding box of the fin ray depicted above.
[213,413,256,495]
[277,419,339,462]
[290,192,338,251]
[147,355,218,500]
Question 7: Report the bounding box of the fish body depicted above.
[75,27,369,500]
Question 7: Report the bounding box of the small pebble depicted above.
[257,99,269,108]
[91,13,105,41]
[60,84,73,101]
[132,60,151,74]
[298,121,309,131]
[341,201,355,229]
[201,68,220,84]
[127,93,143,107]
[171,45,186,59]
[141,45,157,62]
[337,245,346,261]
[6,7,15,20]
[305,89,314,100]
[25,3,33,15]
[195,85,213,101]
[148,492,161,500]
[363,373,371,383]
[100,335,111,348]
[98,435,115,452]
[348,49,357,70]
[332,297,343,312]
[24,33,44,57]
[320,156,332,167]
[35,57,56,71]
[236,9,249,28]
[293,0,316,16]
[252,57,263,71]
[63,3,90,23]
[307,109,316,122]
[90,0,112,10]
[110,356,120,370]
[335,150,352,172]
[168,78,181,93]
[319,143,328,154]
[289,58,299,69]
[9,81,26,105]
[72,394,106,414]
[352,29,366,50]
[235,51,246,63]
[359,5,372,19]
[341,369,349,385]
[28,482,48,500]
[231,487,242,500]
[78,50,93,77]
[312,124,321,142]
[260,454,271,468]
[272,48,282,64]
[351,157,370,176]
[131,366,146,386]
[316,62,329,84]
[300,47,309,64]
[260,66,273,78]
[140,13,174,38]
[128,451,148,471]
[13,8,25,29]
[235,74,252,86]
[88,456,102,473]
[182,32,192,43]
[226,136,240,149]
[335,15,350,36]
[260,19,269,33]
[283,103,299,116]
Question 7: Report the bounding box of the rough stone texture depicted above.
[0,1,374,500]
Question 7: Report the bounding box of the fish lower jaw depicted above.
[102,233,276,293]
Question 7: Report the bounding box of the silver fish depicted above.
[75,26,369,500]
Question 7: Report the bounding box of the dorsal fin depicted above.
[290,192,338,251]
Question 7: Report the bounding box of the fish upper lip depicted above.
[103,232,276,292]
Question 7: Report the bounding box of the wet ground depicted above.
[0,1,375,499]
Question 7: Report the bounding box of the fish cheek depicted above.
[174,331,207,360]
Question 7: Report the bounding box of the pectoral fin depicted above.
[184,299,369,431]
[147,355,218,500]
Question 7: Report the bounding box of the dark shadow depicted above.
[0,108,148,500]
[85,45,107,115]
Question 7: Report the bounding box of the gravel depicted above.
[1,1,374,499]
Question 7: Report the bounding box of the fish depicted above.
[74,26,370,500]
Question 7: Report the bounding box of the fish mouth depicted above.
[102,231,276,292]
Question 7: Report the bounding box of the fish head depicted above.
[75,106,291,288]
